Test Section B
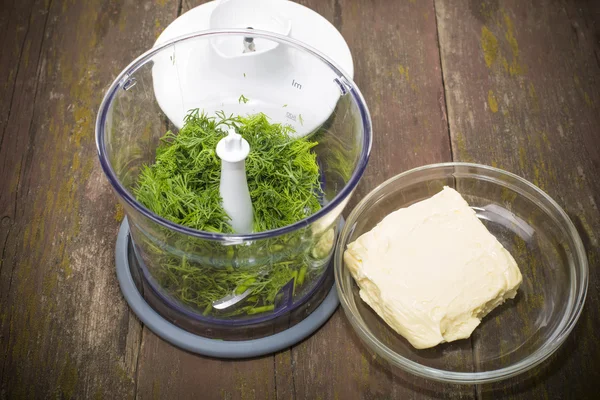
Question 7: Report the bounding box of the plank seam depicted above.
[273,353,277,400]
[177,0,183,18]
[0,225,13,370]
[0,225,11,285]
[133,326,143,400]
[0,0,34,155]
[18,1,52,210]
[562,0,600,74]
[0,226,20,391]
[333,0,342,31]
[290,347,297,400]
[432,0,454,162]
[17,0,52,219]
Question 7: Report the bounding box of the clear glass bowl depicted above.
[96,30,372,339]
[335,163,588,383]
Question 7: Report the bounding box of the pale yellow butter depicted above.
[344,187,522,349]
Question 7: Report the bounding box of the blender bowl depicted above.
[96,30,372,343]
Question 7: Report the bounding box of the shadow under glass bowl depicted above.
[335,162,588,384]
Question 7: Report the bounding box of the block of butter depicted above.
[344,186,522,349]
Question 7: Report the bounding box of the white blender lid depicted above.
[152,0,354,137]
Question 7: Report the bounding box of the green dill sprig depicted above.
[132,109,327,315]
[134,109,322,234]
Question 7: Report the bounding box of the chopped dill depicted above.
[134,109,322,233]
[133,109,330,316]
[238,94,249,104]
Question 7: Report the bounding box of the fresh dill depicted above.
[238,94,249,104]
[134,109,322,232]
[133,110,328,316]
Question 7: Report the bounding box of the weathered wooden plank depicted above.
[435,0,600,398]
[0,0,40,373]
[289,1,473,399]
[274,349,295,400]
[137,331,277,400]
[0,0,36,146]
[0,0,54,394]
[0,0,178,398]
[333,0,452,192]
[0,0,42,286]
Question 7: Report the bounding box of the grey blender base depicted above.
[115,218,340,358]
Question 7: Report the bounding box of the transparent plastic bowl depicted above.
[335,163,588,383]
[96,30,372,339]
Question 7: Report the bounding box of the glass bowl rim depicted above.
[334,162,589,384]
[95,28,372,242]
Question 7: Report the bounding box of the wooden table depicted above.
[1,0,599,398]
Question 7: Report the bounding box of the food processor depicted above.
[96,0,372,358]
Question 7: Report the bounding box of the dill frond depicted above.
[132,110,328,316]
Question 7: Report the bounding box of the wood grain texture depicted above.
[0,0,178,398]
[137,331,277,400]
[436,0,600,398]
[3,0,598,398]
[334,0,452,194]
[0,0,42,379]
